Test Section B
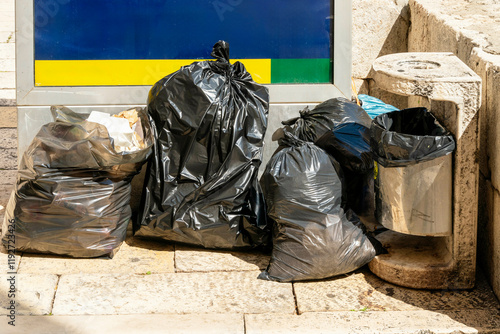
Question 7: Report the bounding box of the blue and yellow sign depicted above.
[34,0,332,86]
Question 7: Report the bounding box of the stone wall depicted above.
[407,0,500,298]
[352,0,410,95]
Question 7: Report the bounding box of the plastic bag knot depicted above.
[299,106,310,118]
[211,40,230,63]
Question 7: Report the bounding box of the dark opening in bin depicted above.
[370,107,456,167]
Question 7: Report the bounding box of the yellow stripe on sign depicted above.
[34,59,271,86]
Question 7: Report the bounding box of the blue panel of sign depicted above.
[34,0,331,60]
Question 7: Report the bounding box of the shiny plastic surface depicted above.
[282,97,372,142]
[259,132,376,282]
[370,108,456,167]
[288,98,375,216]
[1,106,154,258]
[136,41,270,250]
[358,94,399,119]
[316,123,374,216]
[316,123,373,173]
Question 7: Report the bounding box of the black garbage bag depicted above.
[1,106,154,258]
[315,123,373,173]
[282,97,372,142]
[370,107,456,167]
[258,131,378,282]
[284,97,374,215]
[315,122,374,215]
[136,41,270,249]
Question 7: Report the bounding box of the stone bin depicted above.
[368,52,481,290]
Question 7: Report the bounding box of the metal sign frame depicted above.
[16,0,352,106]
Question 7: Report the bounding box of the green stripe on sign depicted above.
[271,58,331,84]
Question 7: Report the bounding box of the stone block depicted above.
[0,128,16,148]
[478,179,500,299]
[0,58,14,72]
[0,1,14,15]
[0,71,15,89]
[0,21,14,33]
[0,148,17,169]
[0,274,58,315]
[352,0,409,79]
[410,0,500,56]
[293,269,499,313]
[0,107,16,128]
[0,43,14,59]
[0,314,245,334]
[487,63,500,191]
[0,89,16,106]
[0,89,15,105]
[245,309,500,334]
[0,31,14,43]
[0,169,16,208]
[18,236,175,275]
[0,128,17,169]
[52,271,294,315]
[175,246,270,272]
[468,49,495,178]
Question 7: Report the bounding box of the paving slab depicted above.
[0,314,245,334]
[294,269,500,313]
[19,237,175,275]
[245,309,500,334]
[175,246,270,272]
[0,274,58,316]
[0,107,16,127]
[52,271,294,315]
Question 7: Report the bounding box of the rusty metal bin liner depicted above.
[1,106,154,258]
[135,41,270,250]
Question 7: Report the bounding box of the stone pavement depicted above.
[0,231,500,333]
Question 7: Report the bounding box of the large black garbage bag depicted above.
[136,41,270,249]
[370,107,456,167]
[315,123,373,173]
[282,97,372,142]
[284,97,374,215]
[1,106,154,258]
[259,132,377,282]
[315,122,374,215]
